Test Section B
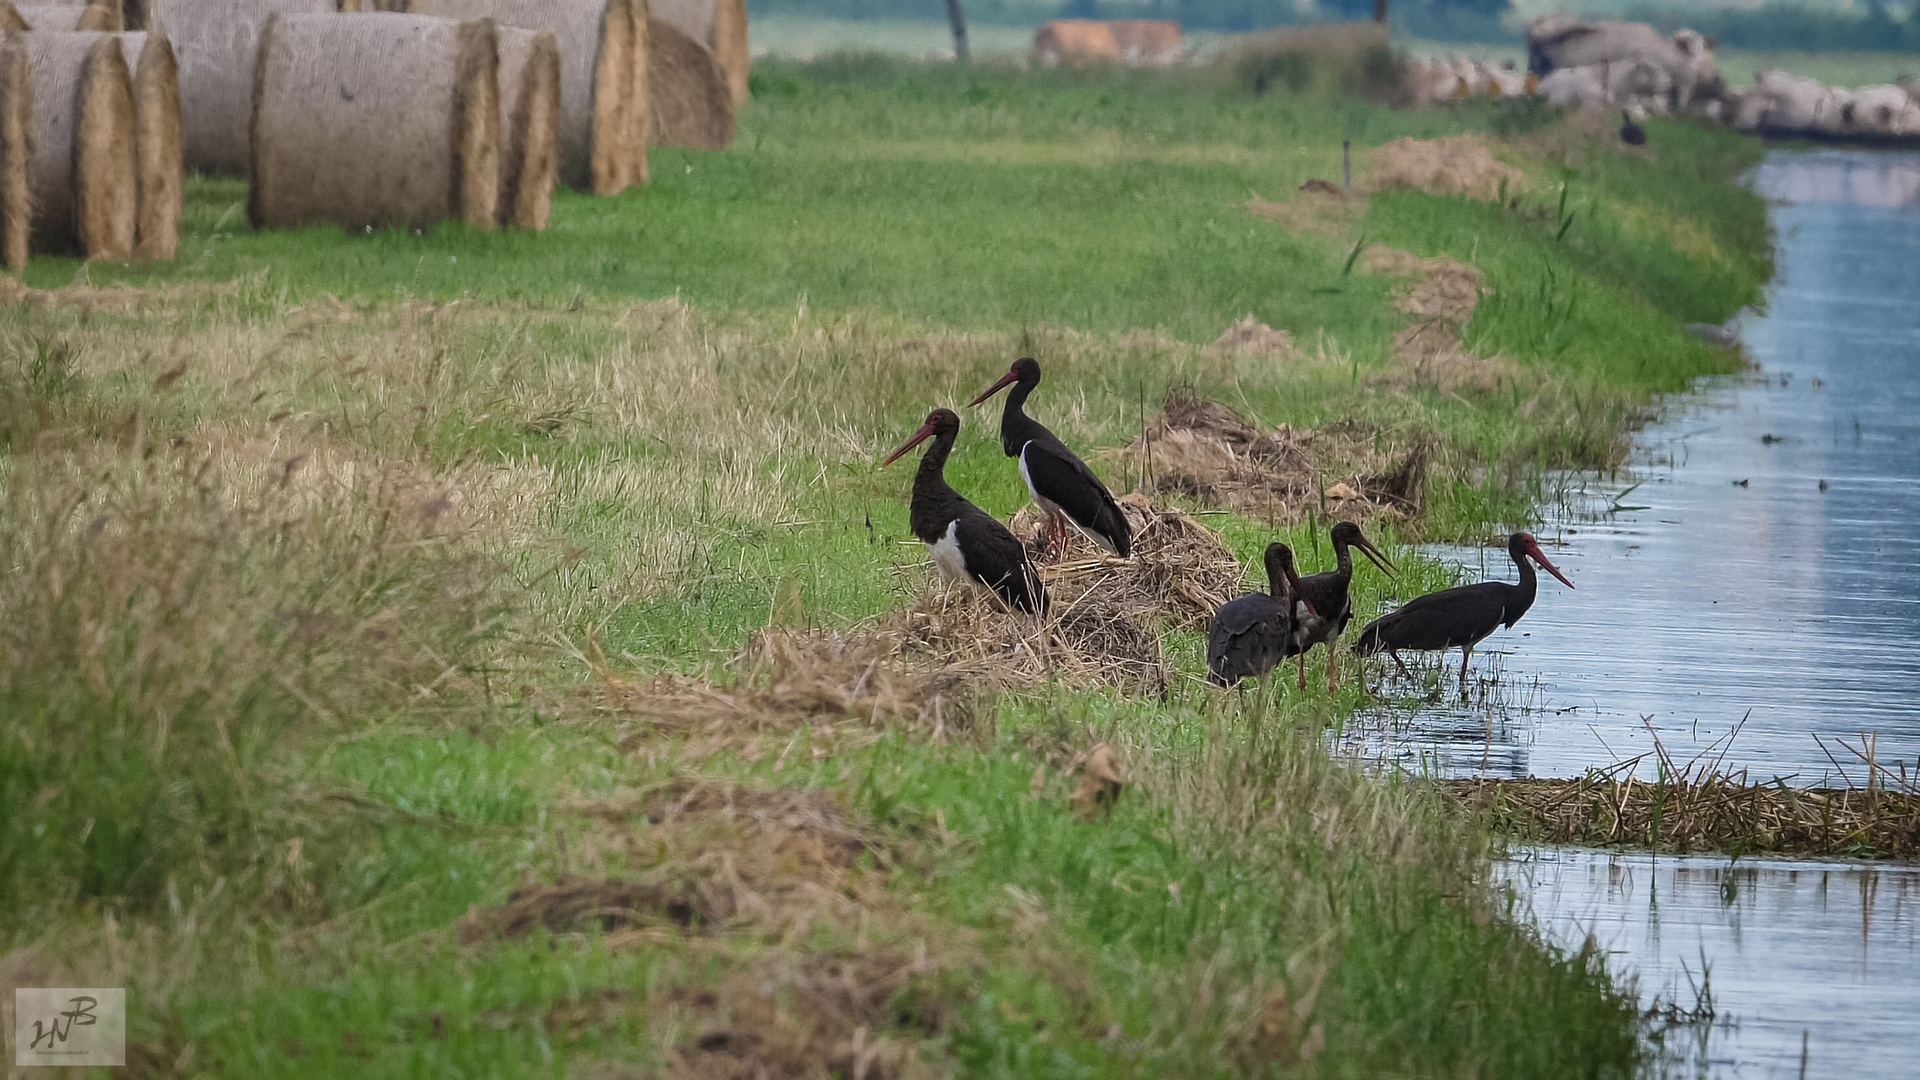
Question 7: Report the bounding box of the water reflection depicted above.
[1502,849,1920,1080]
[1753,152,1920,207]
[1363,150,1920,782]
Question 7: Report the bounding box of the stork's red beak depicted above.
[1525,538,1576,589]
[881,419,939,467]
[1354,534,1397,576]
[967,367,1020,407]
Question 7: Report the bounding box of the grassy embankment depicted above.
[2,54,1767,1077]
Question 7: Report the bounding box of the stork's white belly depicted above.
[929,521,971,583]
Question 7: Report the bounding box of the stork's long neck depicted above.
[1509,543,1539,617]
[999,381,1047,457]
[909,430,963,543]
[1329,537,1355,587]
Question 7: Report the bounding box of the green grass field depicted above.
[0,51,1769,1077]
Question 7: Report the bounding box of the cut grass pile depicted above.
[0,52,1774,1077]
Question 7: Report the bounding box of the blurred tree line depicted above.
[745,0,1920,53]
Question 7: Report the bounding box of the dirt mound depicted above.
[1123,389,1427,520]
[1208,314,1299,356]
[1360,245,1523,394]
[1365,135,1525,202]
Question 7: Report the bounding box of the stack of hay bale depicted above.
[0,0,181,268]
[0,0,747,264]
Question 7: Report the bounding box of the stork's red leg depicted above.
[1326,642,1339,694]
[1458,643,1474,699]
[1297,651,1308,691]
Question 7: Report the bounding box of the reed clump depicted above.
[1452,776,1920,859]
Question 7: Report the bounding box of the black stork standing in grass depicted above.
[1286,521,1396,693]
[882,408,1049,616]
[968,357,1131,560]
[1207,543,1316,687]
[1354,531,1574,697]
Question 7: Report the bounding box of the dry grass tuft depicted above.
[1208,314,1300,357]
[595,629,973,746]
[1359,245,1524,395]
[1122,388,1425,521]
[1365,135,1525,202]
[657,943,954,1080]
[462,782,896,945]
[1246,180,1365,237]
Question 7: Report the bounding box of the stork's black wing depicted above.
[1021,438,1132,557]
[1208,593,1289,686]
[1354,583,1511,654]
[955,506,1048,615]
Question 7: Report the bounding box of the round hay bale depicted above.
[648,15,728,150]
[26,32,136,258]
[411,0,639,195]
[0,33,32,269]
[249,12,500,233]
[149,0,351,178]
[624,0,647,185]
[17,1,121,31]
[651,0,743,107]
[495,25,556,228]
[120,29,176,259]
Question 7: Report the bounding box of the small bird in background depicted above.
[1619,108,1647,146]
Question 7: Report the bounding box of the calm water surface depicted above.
[1360,150,1920,784]
[1504,849,1920,1080]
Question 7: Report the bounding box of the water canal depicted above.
[1360,149,1920,786]
[1368,150,1920,1077]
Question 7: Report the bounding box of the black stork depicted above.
[1619,110,1647,146]
[967,357,1131,560]
[1354,531,1574,696]
[882,408,1048,616]
[1207,543,1315,687]
[1286,521,1396,692]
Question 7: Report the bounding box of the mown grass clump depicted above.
[0,52,1772,1079]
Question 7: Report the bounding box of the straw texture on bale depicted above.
[648,15,729,150]
[17,1,121,32]
[493,25,557,228]
[249,13,499,232]
[0,33,30,268]
[651,0,745,106]
[26,32,136,258]
[411,0,640,194]
[119,29,176,259]
[150,0,348,177]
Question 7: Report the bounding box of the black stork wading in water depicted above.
[1286,521,1395,693]
[1207,543,1316,687]
[1354,531,1574,697]
[882,408,1049,615]
[968,357,1131,560]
